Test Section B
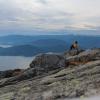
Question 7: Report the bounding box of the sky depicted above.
[0,0,100,35]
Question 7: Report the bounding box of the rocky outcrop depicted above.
[0,49,100,100]
[66,49,100,65]
[30,53,66,74]
[0,69,23,79]
[0,54,66,87]
[64,49,84,57]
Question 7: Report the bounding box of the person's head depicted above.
[75,41,78,44]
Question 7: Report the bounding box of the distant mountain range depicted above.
[0,35,100,56]
[0,40,67,57]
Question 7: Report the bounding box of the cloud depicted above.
[0,0,100,35]
[37,0,48,4]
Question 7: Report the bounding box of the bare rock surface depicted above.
[0,69,23,79]
[30,53,66,73]
[0,49,100,100]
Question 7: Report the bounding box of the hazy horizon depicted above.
[0,32,100,37]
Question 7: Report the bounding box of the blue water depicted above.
[0,56,33,71]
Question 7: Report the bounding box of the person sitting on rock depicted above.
[70,41,79,51]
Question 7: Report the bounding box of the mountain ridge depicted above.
[0,35,100,56]
[0,48,100,100]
